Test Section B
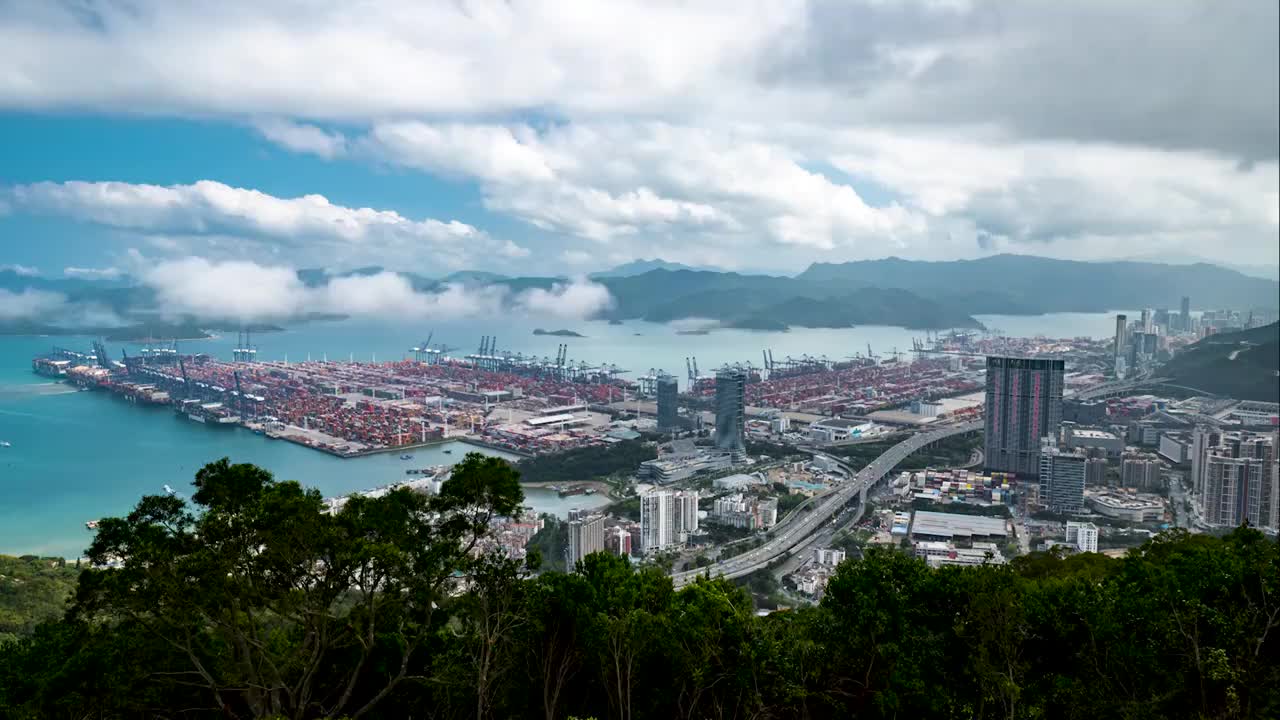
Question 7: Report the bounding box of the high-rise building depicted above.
[639,489,700,553]
[1140,308,1152,333]
[566,513,605,568]
[985,356,1065,477]
[674,490,699,541]
[1154,308,1169,329]
[714,368,746,455]
[1039,440,1086,514]
[1085,457,1109,486]
[1113,314,1127,372]
[640,490,673,554]
[1065,521,1099,553]
[1195,430,1277,530]
[656,374,679,431]
[1121,454,1162,490]
[1181,296,1191,332]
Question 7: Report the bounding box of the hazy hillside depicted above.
[799,255,1280,313]
[1163,323,1279,402]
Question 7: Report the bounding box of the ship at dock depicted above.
[176,399,241,427]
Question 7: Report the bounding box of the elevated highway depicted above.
[672,420,982,588]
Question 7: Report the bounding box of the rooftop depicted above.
[910,511,1008,539]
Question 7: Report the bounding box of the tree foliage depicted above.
[1,457,1278,720]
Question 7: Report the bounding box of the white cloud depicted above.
[0,263,39,276]
[139,257,612,322]
[63,266,123,280]
[7,180,524,271]
[253,118,347,159]
[0,1,1275,271]
[515,278,614,318]
[0,289,65,320]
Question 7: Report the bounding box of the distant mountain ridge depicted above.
[4,255,1276,335]
[797,255,1279,313]
[589,258,718,278]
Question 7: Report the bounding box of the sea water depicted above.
[0,313,1125,557]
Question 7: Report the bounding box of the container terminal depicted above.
[30,329,1112,459]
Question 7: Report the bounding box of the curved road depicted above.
[672,420,982,587]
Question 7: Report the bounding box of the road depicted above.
[672,420,982,588]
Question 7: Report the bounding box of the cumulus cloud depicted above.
[63,266,123,280]
[139,257,612,323]
[0,289,66,320]
[6,180,525,271]
[253,118,347,159]
[0,1,1273,161]
[516,278,615,319]
[0,263,39,276]
[0,1,1275,271]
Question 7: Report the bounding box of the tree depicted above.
[72,453,522,719]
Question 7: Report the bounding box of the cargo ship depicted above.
[31,357,72,378]
[177,399,241,427]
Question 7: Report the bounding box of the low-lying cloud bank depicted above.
[140,258,614,323]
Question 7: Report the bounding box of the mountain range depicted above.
[3,255,1277,335]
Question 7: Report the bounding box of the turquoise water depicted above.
[0,312,1121,557]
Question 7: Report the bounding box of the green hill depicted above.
[1162,322,1279,402]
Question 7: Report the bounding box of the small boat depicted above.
[400,454,414,460]
[443,449,453,454]
[0,441,10,448]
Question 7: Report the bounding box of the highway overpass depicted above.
[671,419,982,588]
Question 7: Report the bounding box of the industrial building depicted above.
[808,418,876,443]
[914,541,1006,567]
[1086,490,1165,523]
[1062,426,1125,456]
[984,356,1064,477]
[909,510,1009,544]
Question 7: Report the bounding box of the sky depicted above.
[0,0,1277,288]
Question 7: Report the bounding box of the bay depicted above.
[0,311,1123,557]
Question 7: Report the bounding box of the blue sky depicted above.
[0,0,1275,292]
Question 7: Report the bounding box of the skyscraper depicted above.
[1181,296,1191,332]
[714,368,746,454]
[1140,308,1152,333]
[985,356,1065,477]
[1039,441,1086,513]
[566,513,605,568]
[1113,314,1127,372]
[656,374,679,431]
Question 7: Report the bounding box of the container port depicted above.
[31,329,1112,459]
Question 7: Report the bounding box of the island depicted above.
[532,328,586,337]
[675,329,712,336]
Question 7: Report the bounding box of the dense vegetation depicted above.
[0,555,80,644]
[513,439,657,484]
[829,432,979,471]
[1,455,1277,719]
[1162,322,1279,402]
